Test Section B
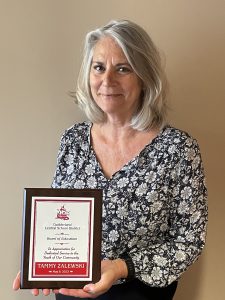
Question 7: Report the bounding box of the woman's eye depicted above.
[93,65,105,72]
[118,66,131,73]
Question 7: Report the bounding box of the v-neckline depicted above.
[87,122,168,180]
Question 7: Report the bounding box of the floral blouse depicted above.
[52,121,208,287]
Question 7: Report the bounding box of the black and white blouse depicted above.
[52,121,208,287]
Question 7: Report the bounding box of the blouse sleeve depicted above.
[128,138,208,287]
[51,130,71,189]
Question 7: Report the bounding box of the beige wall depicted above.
[1,0,224,299]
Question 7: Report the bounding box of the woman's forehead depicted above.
[92,37,128,63]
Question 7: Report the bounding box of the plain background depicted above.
[1,0,224,299]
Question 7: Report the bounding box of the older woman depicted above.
[13,20,207,300]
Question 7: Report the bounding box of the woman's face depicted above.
[89,37,142,121]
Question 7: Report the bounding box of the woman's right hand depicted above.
[13,271,51,296]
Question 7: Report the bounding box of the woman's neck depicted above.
[92,121,138,143]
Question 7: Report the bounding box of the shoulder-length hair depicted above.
[75,19,168,131]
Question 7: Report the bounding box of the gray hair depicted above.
[75,19,168,131]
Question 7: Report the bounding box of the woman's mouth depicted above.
[99,93,122,98]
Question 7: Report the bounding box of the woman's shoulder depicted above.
[64,121,91,136]
[60,121,91,146]
[162,125,197,142]
[160,125,201,154]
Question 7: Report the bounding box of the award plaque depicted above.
[20,188,102,289]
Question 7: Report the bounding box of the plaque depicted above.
[20,188,102,289]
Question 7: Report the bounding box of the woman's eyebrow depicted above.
[92,61,104,64]
[92,61,131,66]
[116,63,131,66]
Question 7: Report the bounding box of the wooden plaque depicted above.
[20,188,102,289]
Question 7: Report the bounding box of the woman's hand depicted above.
[54,258,128,298]
[13,259,127,298]
[13,271,51,296]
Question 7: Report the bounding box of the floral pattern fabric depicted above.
[52,121,207,287]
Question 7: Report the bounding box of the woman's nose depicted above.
[102,69,116,86]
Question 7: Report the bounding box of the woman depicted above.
[13,19,208,300]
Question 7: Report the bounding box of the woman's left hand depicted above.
[54,258,128,298]
[13,271,51,296]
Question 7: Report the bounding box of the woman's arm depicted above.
[127,138,208,287]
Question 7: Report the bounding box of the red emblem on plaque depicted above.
[56,205,70,220]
